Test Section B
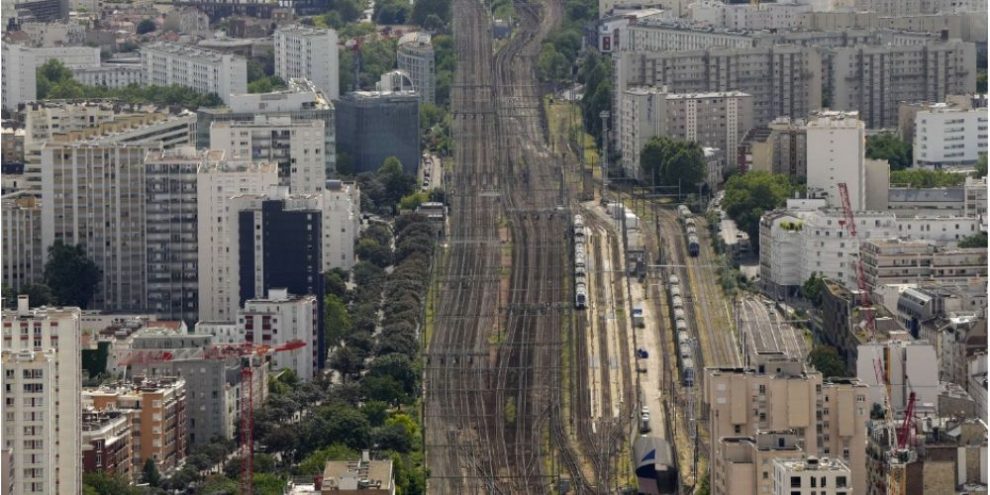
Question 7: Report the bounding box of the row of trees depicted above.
[351,156,418,213]
[37,60,223,108]
[865,133,913,170]
[889,168,968,188]
[639,136,706,188]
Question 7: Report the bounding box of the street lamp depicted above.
[599,110,610,204]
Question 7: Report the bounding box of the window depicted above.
[791,476,801,488]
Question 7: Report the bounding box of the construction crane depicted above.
[122,339,307,495]
[897,391,917,449]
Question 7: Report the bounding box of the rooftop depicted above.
[774,455,850,472]
[322,458,394,491]
[142,41,240,63]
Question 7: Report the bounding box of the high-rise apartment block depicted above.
[273,26,339,100]
[1,297,82,495]
[336,91,420,174]
[140,42,247,105]
[705,360,869,495]
[829,41,976,128]
[197,79,336,176]
[860,239,988,291]
[196,160,280,322]
[1,43,100,111]
[618,86,753,180]
[712,431,807,495]
[805,111,867,210]
[397,32,436,104]
[84,377,188,472]
[41,144,152,311]
[616,46,822,126]
[145,148,226,323]
[321,179,361,270]
[737,117,808,178]
[240,289,319,380]
[2,192,43,291]
[209,116,327,194]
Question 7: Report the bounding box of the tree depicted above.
[889,168,966,188]
[974,154,987,178]
[136,18,157,34]
[356,238,393,267]
[141,458,161,486]
[368,353,419,397]
[43,241,101,308]
[377,156,416,207]
[17,283,54,307]
[325,293,352,344]
[330,346,365,381]
[958,232,988,248]
[83,472,140,495]
[640,136,706,187]
[399,191,430,211]
[865,133,912,170]
[254,473,286,495]
[373,0,410,25]
[411,0,450,28]
[722,171,796,247]
[248,75,287,94]
[362,400,390,426]
[808,345,847,378]
[297,444,358,475]
[800,273,825,307]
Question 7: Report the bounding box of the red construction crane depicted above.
[121,339,307,495]
[836,182,876,336]
[897,391,917,449]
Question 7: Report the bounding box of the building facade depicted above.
[616,46,822,126]
[140,42,247,104]
[81,410,133,481]
[829,41,976,128]
[196,160,280,322]
[618,86,754,180]
[772,456,852,495]
[335,91,420,174]
[397,32,436,104]
[806,111,866,210]
[197,79,336,177]
[321,180,361,270]
[240,289,319,380]
[70,63,144,89]
[738,117,808,178]
[210,116,326,194]
[1,192,43,291]
[861,239,988,291]
[912,103,988,169]
[1,298,82,495]
[145,148,226,323]
[273,25,339,99]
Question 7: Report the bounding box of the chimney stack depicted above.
[17,295,30,316]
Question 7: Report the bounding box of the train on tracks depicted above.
[667,274,695,387]
[574,214,587,309]
[678,205,700,257]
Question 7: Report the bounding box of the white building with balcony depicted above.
[140,42,247,104]
[913,103,988,169]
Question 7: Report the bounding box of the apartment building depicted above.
[805,111,867,210]
[2,350,59,495]
[121,331,267,444]
[912,103,988,169]
[224,193,326,368]
[321,179,361,270]
[2,126,25,163]
[689,0,811,31]
[615,46,822,126]
[335,90,420,174]
[622,19,755,52]
[24,101,196,191]
[1,297,82,495]
[273,25,339,99]
[197,79,336,176]
[140,42,247,104]
[196,160,279,322]
[857,341,940,415]
[1,43,100,110]
[1,192,43,291]
[772,456,852,495]
[145,148,226,323]
[209,116,326,194]
[81,409,133,481]
[397,31,436,104]
[703,361,869,493]
[617,86,754,180]
[711,432,806,495]
[71,63,144,89]
[40,144,152,311]
[240,289,319,380]
[861,239,988,291]
[84,377,187,472]
[704,360,869,495]
[737,117,808,178]
[830,41,976,129]
[800,11,988,43]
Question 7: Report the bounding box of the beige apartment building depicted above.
[1,192,43,291]
[830,40,976,129]
[705,358,868,495]
[84,377,188,473]
[618,86,754,180]
[861,239,988,291]
[712,431,806,495]
[738,117,808,178]
[616,46,822,127]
